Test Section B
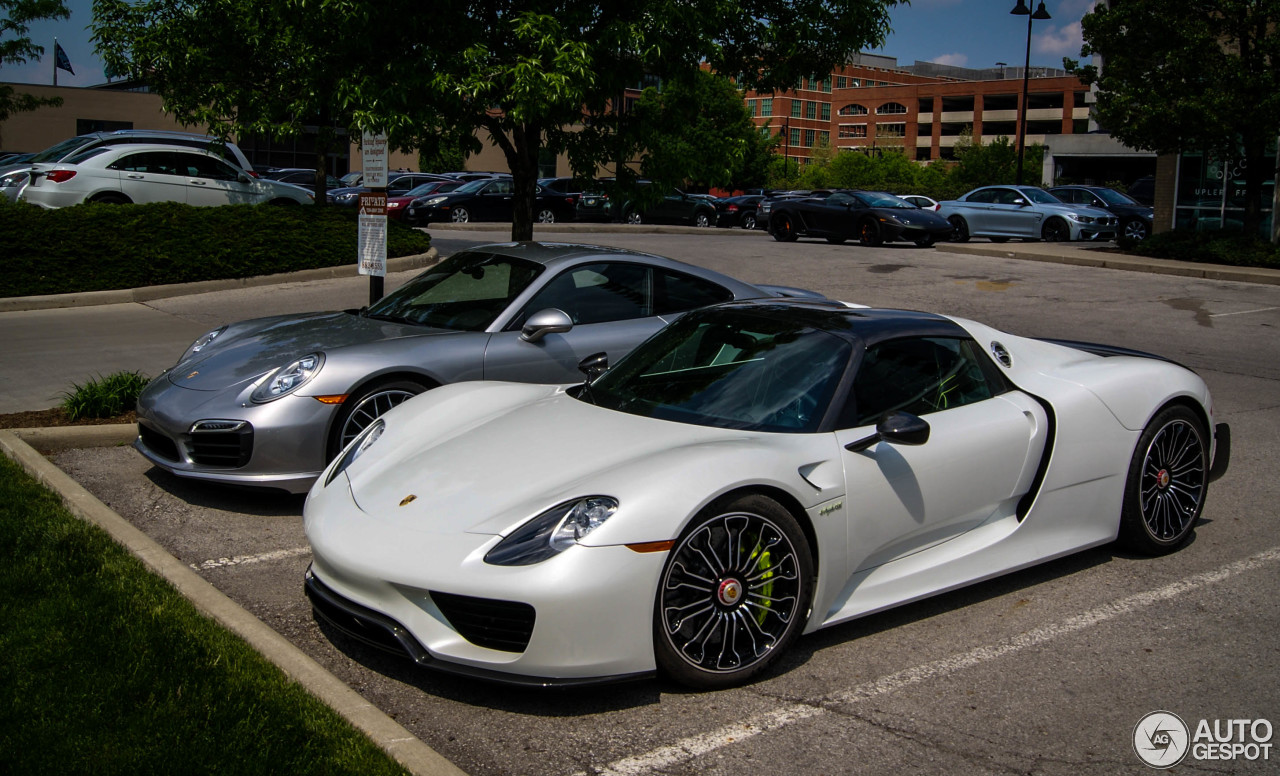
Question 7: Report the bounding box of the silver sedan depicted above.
[938,185,1118,243]
[134,242,817,492]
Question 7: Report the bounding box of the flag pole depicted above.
[53,37,58,86]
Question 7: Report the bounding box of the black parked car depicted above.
[1048,185,1155,241]
[715,195,765,229]
[407,178,577,224]
[622,188,718,227]
[327,172,455,205]
[770,190,953,247]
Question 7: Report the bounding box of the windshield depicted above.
[1019,187,1061,205]
[1095,188,1141,206]
[854,191,915,209]
[31,135,95,163]
[582,309,851,433]
[450,179,489,195]
[363,251,543,330]
[405,182,443,197]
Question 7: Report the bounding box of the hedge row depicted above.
[0,201,433,298]
[1123,229,1280,268]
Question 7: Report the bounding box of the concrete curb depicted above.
[0,249,440,313]
[0,427,468,776]
[939,243,1280,286]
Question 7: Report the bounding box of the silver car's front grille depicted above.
[189,420,253,468]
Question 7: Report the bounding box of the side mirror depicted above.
[520,308,573,342]
[578,351,609,382]
[239,173,251,184]
[845,412,931,453]
[1012,198,1028,207]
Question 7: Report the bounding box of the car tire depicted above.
[771,213,798,242]
[1117,405,1208,555]
[741,213,757,230]
[948,216,969,242]
[90,192,131,205]
[694,212,712,227]
[328,379,429,459]
[1041,218,1070,242]
[654,493,814,689]
[858,219,882,246]
[536,208,556,224]
[626,210,643,225]
[1123,218,1149,241]
[914,234,936,248]
[450,207,471,223]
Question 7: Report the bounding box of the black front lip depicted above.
[304,568,654,688]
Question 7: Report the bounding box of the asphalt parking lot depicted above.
[21,230,1280,774]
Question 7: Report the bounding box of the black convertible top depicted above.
[696,299,969,348]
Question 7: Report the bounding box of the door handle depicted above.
[127,174,145,179]
[189,180,207,185]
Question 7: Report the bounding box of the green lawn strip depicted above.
[0,454,409,776]
[0,201,433,298]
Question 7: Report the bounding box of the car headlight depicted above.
[334,192,357,203]
[250,353,324,403]
[324,418,384,487]
[423,196,449,206]
[1067,213,1094,223]
[180,325,227,362]
[484,496,619,566]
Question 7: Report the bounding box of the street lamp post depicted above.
[1011,0,1051,185]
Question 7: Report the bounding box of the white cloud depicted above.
[932,52,970,67]
[1035,21,1084,57]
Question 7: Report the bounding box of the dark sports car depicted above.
[770,190,954,247]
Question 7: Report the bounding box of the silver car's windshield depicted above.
[364,251,543,331]
[581,309,851,433]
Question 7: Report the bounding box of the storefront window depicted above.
[1176,147,1276,237]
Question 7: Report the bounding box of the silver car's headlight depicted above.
[324,418,384,487]
[1067,213,1094,223]
[250,353,324,403]
[180,325,227,362]
[484,496,619,566]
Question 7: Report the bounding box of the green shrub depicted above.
[61,370,151,420]
[0,201,432,298]
[1128,230,1280,268]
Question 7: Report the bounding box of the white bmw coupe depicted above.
[303,299,1229,688]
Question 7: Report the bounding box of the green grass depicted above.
[61,371,150,420]
[0,200,433,298]
[0,454,410,776]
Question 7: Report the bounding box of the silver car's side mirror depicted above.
[520,308,573,342]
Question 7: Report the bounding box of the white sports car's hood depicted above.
[341,381,748,537]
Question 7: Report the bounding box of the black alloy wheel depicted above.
[948,215,970,242]
[1041,217,1070,242]
[771,213,798,242]
[1117,405,1208,555]
[858,219,883,246]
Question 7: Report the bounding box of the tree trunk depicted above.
[508,122,542,241]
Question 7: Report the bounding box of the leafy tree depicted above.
[951,132,1044,189]
[92,0,387,201]
[369,0,902,239]
[0,0,69,144]
[1071,0,1280,239]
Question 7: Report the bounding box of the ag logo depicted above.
[1134,711,1190,768]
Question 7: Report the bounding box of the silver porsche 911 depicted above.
[134,242,818,492]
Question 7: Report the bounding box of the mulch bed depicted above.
[0,408,136,430]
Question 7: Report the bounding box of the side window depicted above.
[179,153,239,181]
[965,189,996,204]
[519,262,652,326]
[109,151,179,176]
[995,189,1024,205]
[486,179,513,195]
[849,337,1003,427]
[654,269,733,315]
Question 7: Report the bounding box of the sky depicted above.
[1,0,1097,88]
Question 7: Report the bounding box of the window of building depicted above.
[804,129,815,147]
[820,130,830,145]
[917,123,933,138]
[822,76,832,92]
[761,97,772,116]
[1074,91,1089,107]
[839,125,868,138]
[877,123,907,138]
[877,102,908,115]
[791,99,802,118]
[836,76,848,89]
[821,103,831,121]
[850,79,861,87]
[918,97,934,113]
[789,127,801,147]
[760,126,772,138]
[1073,119,1089,134]
[747,99,756,116]
[839,103,868,116]
[805,101,816,119]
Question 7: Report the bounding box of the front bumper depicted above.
[134,375,334,493]
[304,473,668,684]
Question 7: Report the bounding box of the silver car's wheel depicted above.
[655,494,813,688]
[536,208,556,223]
[1118,406,1207,555]
[331,380,426,456]
[1123,218,1149,241]
[450,207,470,223]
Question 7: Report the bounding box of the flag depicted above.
[55,42,74,75]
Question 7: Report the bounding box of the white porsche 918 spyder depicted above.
[303,299,1229,688]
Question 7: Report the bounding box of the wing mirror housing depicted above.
[845,412,931,453]
[520,308,573,342]
[578,351,609,382]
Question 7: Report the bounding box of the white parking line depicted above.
[586,547,1280,776]
[190,546,311,571]
[1209,306,1280,318]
